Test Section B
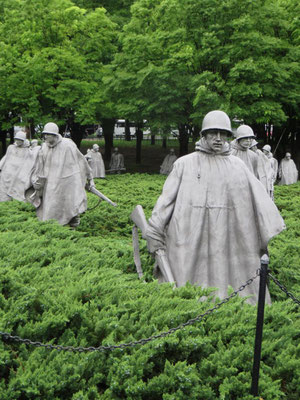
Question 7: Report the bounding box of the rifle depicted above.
[88,186,117,207]
[130,205,176,286]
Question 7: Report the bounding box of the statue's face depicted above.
[238,137,252,149]
[286,153,291,159]
[205,130,229,153]
[262,149,269,156]
[250,145,257,152]
[15,139,24,147]
[44,134,58,146]
[93,145,99,151]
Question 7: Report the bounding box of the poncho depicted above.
[31,136,93,225]
[160,154,178,175]
[90,149,105,178]
[278,158,298,185]
[268,153,278,182]
[254,149,273,195]
[147,138,285,304]
[0,143,37,202]
[231,139,258,177]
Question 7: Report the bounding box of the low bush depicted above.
[0,176,299,399]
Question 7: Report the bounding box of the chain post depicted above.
[251,254,269,397]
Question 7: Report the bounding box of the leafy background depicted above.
[0,176,299,399]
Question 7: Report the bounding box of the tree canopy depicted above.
[0,0,299,156]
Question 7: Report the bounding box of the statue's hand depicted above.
[146,236,165,254]
[33,176,46,190]
[87,178,95,190]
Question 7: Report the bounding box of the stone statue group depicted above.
[0,123,125,227]
[0,111,297,303]
[160,125,298,194]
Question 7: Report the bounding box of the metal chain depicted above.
[87,198,101,211]
[0,269,260,353]
[268,273,300,306]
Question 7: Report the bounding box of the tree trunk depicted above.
[192,125,200,142]
[178,124,189,156]
[9,127,14,144]
[102,118,115,161]
[162,137,167,149]
[295,129,300,177]
[136,124,143,164]
[151,134,155,145]
[288,118,299,174]
[125,119,131,141]
[69,121,85,149]
[0,130,7,157]
[26,119,35,140]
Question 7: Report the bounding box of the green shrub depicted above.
[0,177,299,399]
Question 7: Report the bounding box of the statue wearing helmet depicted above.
[145,110,285,305]
[261,145,278,198]
[28,122,95,227]
[231,125,258,177]
[0,130,36,202]
[88,144,106,178]
[278,152,298,185]
[109,147,125,174]
[160,148,177,175]
[250,140,273,198]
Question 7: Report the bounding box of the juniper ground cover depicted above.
[0,175,299,399]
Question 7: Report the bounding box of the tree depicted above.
[107,0,300,157]
[0,0,117,148]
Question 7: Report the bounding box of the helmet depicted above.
[250,139,258,148]
[42,122,59,135]
[92,144,99,150]
[201,110,232,134]
[235,125,255,140]
[31,139,38,147]
[262,144,271,153]
[14,131,26,141]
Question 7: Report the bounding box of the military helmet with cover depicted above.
[42,122,59,135]
[201,110,232,135]
[262,144,271,153]
[235,125,255,140]
[14,131,26,141]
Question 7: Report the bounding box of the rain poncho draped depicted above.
[31,136,93,225]
[160,154,178,175]
[147,138,285,304]
[231,139,258,177]
[278,158,298,185]
[253,149,273,195]
[0,142,38,202]
[109,152,125,172]
[268,153,278,182]
[90,149,105,178]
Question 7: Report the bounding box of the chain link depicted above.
[0,269,260,352]
[268,273,300,306]
[87,198,101,211]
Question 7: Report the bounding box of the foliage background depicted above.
[0,175,299,399]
